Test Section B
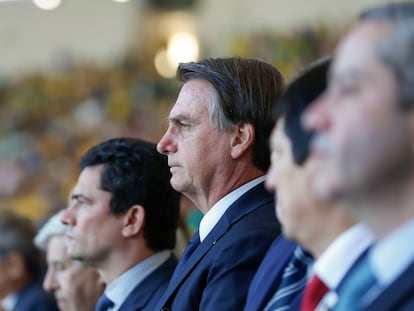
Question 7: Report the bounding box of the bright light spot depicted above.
[166,32,199,68]
[33,0,62,10]
[112,0,129,2]
[154,48,177,79]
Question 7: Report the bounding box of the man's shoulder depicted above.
[364,260,414,311]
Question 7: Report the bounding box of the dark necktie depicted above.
[95,294,114,311]
[301,274,329,311]
[173,230,201,275]
[332,253,377,311]
[264,246,313,311]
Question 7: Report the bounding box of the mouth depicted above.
[65,232,75,242]
[310,135,329,160]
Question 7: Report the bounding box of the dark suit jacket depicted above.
[156,182,281,311]
[14,280,59,311]
[363,260,414,311]
[243,236,298,311]
[118,254,177,311]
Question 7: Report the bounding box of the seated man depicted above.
[61,137,180,311]
[35,210,105,311]
[0,210,58,311]
[245,57,373,311]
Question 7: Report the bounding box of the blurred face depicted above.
[61,165,125,266]
[43,235,104,311]
[0,255,12,299]
[303,21,413,201]
[266,120,320,243]
[157,79,233,203]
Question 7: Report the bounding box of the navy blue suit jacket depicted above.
[14,280,58,311]
[156,183,281,311]
[363,260,414,311]
[118,254,177,311]
[243,236,298,311]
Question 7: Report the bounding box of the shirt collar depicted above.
[371,219,414,287]
[1,294,17,311]
[199,176,266,241]
[105,250,171,310]
[314,223,375,289]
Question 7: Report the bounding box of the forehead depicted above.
[74,165,103,192]
[331,21,394,80]
[170,79,214,116]
[270,119,288,148]
[47,235,67,258]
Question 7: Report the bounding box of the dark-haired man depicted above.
[61,138,180,311]
[245,57,373,311]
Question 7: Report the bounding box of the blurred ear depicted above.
[122,205,145,238]
[230,123,255,159]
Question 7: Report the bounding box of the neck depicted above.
[344,175,414,240]
[304,205,355,258]
[187,165,264,214]
[96,243,155,285]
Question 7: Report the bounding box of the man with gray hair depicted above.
[304,2,414,310]
[35,209,105,311]
[156,57,284,310]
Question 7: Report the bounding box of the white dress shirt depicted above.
[105,250,171,311]
[313,223,375,310]
[315,223,375,289]
[369,218,414,292]
[1,294,17,311]
[198,176,266,242]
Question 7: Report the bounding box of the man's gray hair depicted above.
[34,210,67,251]
[360,2,414,107]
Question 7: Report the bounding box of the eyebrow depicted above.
[330,68,366,85]
[168,114,195,124]
[71,193,91,203]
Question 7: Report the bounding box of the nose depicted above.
[265,164,278,193]
[302,92,332,133]
[43,267,58,292]
[157,127,177,155]
[61,205,76,227]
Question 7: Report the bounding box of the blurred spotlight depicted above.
[33,0,62,10]
[154,48,177,79]
[112,0,129,2]
[154,31,199,78]
[167,32,199,66]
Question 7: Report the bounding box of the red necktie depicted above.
[301,274,329,311]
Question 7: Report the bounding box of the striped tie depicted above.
[264,246,313,311]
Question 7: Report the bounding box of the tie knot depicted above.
[95,294,114,311]
[291,246,313,267]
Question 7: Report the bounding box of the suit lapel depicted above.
[252,237,297,310]
[162,182,273,305]
[119,255,177,311]
[364,260,414,311]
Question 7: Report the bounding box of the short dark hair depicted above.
[0,210,42,278]
[273,57,330,165]
[80,138,180,251]
[177,57,285,171]
[359,2,414,108]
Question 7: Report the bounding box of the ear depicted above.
[121,205,145,238]
[230,123,255,159]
